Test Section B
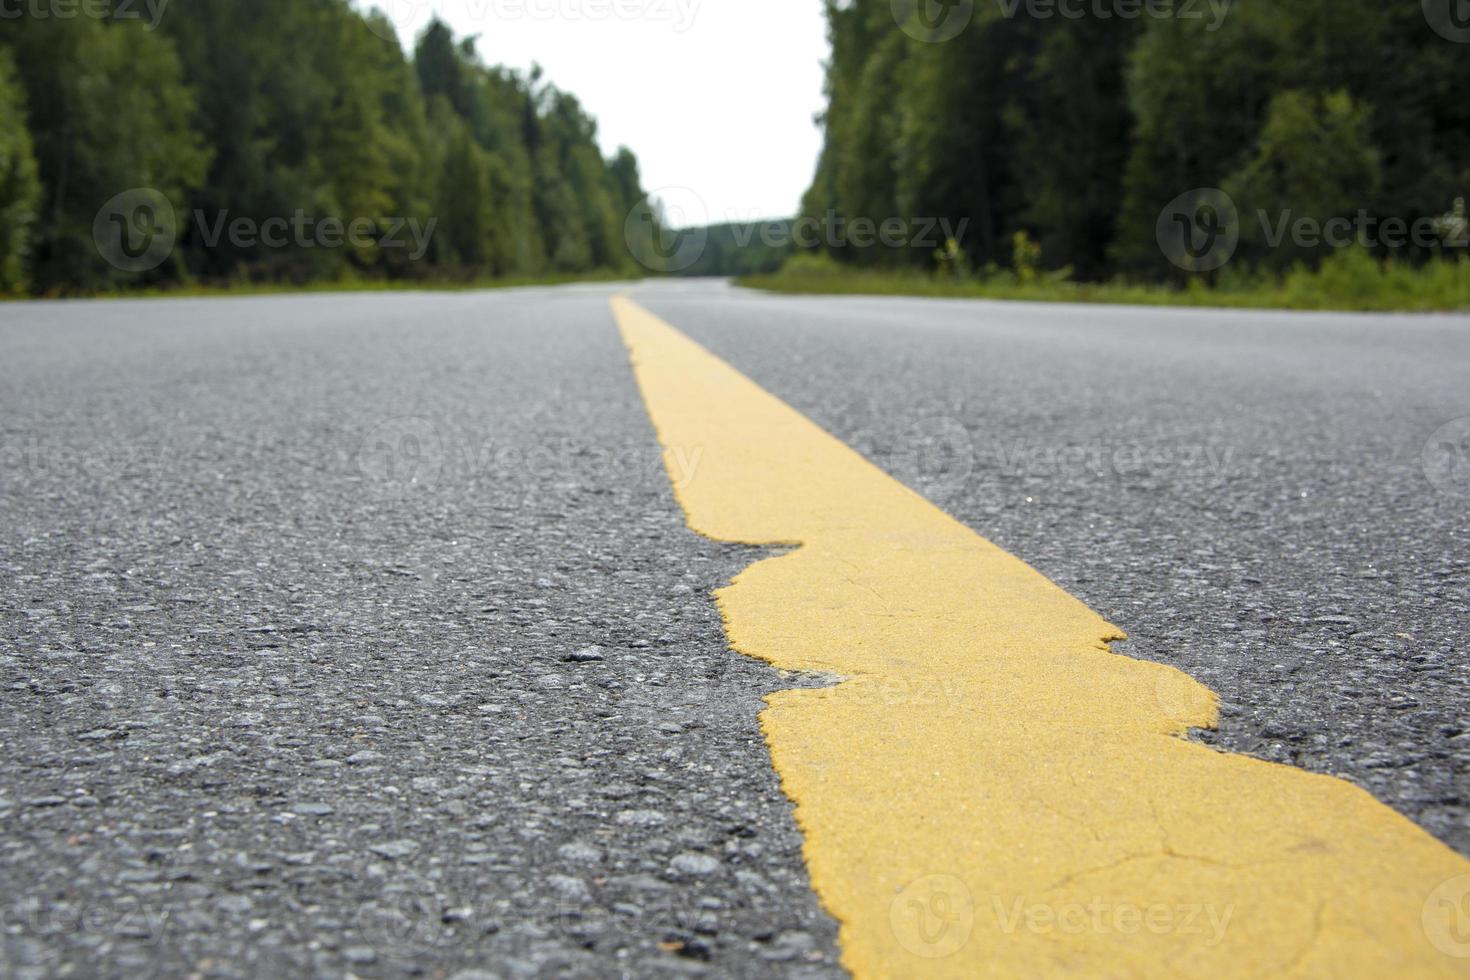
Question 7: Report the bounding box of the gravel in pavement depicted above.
[0,287,843,979]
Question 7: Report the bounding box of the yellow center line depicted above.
[611,294,1470,978]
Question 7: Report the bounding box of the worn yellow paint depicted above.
[611,294,1470,978]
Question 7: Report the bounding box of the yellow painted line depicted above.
[611,294,1470,978]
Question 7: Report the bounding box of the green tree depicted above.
[1111,0,1399,278]
[161,0,414,281]
[607,148,645,219]
[0,3,645,292]
[1009,18,1139,279]
[799,0,1462,285]
[0,47,40,293]
[426,107,494,271]
[4,15,209,290]
[1224,89,1381,270]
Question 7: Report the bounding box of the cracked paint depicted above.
[612,294,1470,978]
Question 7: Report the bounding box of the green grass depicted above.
[737,251,1470,313]
[5,270,640,302]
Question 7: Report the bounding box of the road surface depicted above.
[1,280,1467,977]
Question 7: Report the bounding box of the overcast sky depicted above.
[364,0,829,226]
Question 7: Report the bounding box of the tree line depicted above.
[0,0,655,295]
[801,0,1470,281]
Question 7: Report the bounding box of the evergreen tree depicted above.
[3,14,209,290]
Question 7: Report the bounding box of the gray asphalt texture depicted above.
[2,281,1467,978]
[0,286,841,979]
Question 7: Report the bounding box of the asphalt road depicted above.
[2,280,1467,977]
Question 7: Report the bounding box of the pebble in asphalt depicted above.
[0,287,843,978]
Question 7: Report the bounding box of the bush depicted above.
[739,247,1470,313]
[1277,249,1470,311]
[773,252,851,280]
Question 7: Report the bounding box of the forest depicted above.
[4,1,1467,301]
[798,0,1470,284]
[0,0,654,295]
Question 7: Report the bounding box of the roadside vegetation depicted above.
[23,272,639,303]
[775,1,1470,310]
[0,2,659,297]
[740,243,1470,313]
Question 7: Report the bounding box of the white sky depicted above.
[364,0,830,225]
